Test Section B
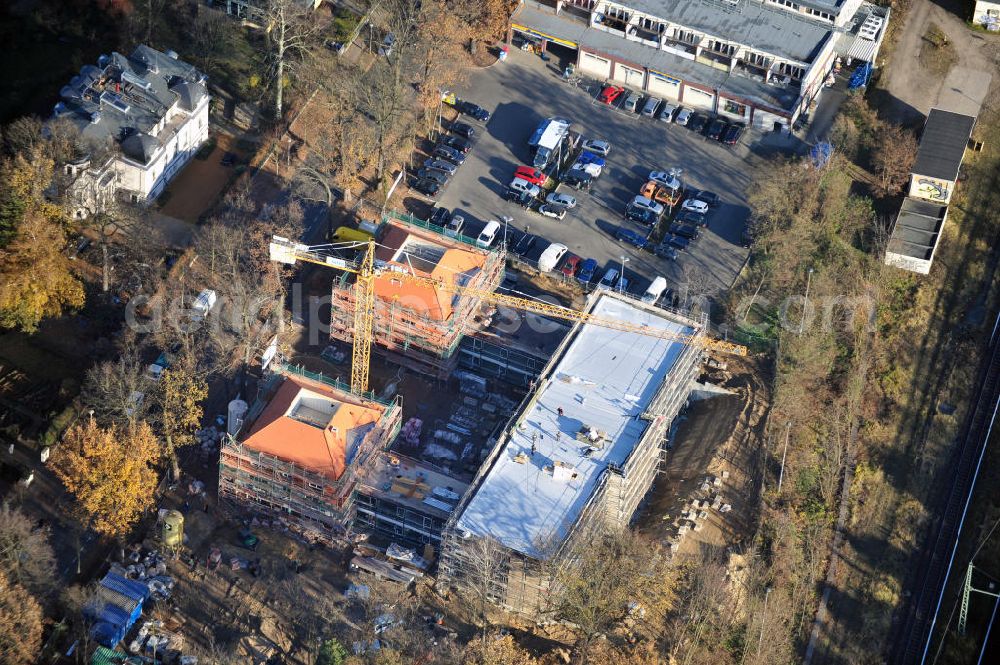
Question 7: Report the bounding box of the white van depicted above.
[477,220,501,248]
[538,243,568,272]
[642,276,668,304]
[641,96,662,117]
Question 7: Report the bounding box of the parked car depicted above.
[648,171,682,190]
[723,122,746,146]
[581,139,611,156]
[538,243,568,272]
[641,96,662,117]
[424,158,458,175]
[562,168,593,190]
[432,144,466,164]
[681,198,709,214]
[626,205,659,226]
[705,118,727,141]
[675,210,707,226]
[598,267,621,290]
[514,166,546,185]
[539,204,567,220]
[658,103,678,122]
[512,233,538,256]
[477,220,501,248]
[669,222,700,240]
[546,191,577,208]
[410,178,440,197]
[643,276,668,304]
[444,214,465,237]
[577,258,598,284]
[688,113,707,133]
[417,168,449,185]
[560,255,582,278]
[576,151,606,167]
[616,227,648,249]
[451,121,476,139]
[440,135,472,153]
[506,189,534,207]
[628,195,665,217]
[623,91,642,113]
[598,85,624,104]
[429,207,451,227]
[654,244,678,261]
[675,108,692,126]
[663,234,691,251]
[508,178,541,198]
[694,190,720,206]
[457,101,490,122]
[640,180,682,207]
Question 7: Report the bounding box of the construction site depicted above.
[328,212,506,379]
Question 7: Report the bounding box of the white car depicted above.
[538,243,568,272]
[624,91,641,113]
[681,198,709,214]
[649,171,682,190]
[572,161,602,178]
[675,108,692,126]
[508,177,541,198]
[658,103,678,122]
[581,139,611,156]
[538,204,567,220]
[546,191,577,208]
[629,195,664,217]
[477,220,501,248]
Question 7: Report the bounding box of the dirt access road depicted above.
[879,0,996,125]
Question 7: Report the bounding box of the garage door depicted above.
[647,71,682,100]
[682,85,715,111]
[579,51,611,79]
[613,63,645,89]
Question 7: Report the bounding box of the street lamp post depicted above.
[620,256,629,293]
[778,420,791,493]
[799,267,814,334]
[501,216,512,249]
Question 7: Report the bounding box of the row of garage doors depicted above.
[579,50,714,112]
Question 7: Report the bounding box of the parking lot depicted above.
[423,47,759,297]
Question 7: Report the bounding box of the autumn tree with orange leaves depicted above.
[52,419,160,540]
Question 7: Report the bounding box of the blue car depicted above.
[576,151,606,167]
[616,227,648,249]
[577,258,598,284]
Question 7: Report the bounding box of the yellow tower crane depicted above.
[269,236,747,395]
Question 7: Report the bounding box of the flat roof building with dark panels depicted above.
[885,198,948,275]
[911,109,977,182]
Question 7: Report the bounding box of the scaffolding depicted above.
[328,212,506,379]
[217,366,403,535]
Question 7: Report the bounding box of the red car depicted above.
[514,166,546,185]
[560,255,582,278]
[598,85,624,105]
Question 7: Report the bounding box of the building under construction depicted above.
[329,212,505,379]
[218,365,402,540]
[438,292,705,615]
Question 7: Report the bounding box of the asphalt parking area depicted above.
[434,48,759,296]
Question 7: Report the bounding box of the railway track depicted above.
[890,318,1000,663]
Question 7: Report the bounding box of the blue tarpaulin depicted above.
[100,572,149,603]
[810,141,833,169]
[87,604,132,648]
[848,62,872,90]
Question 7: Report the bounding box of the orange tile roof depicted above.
[372,225,488,322]
[242,376,384,481]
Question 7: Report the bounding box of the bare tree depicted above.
[450,535,508,641]
[871,123,918,198]
[81,335,150,427]
[0,502,56,596]
[265,0,322,119]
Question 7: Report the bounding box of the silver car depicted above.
[658,103,678,122]
[546,191,577,209]
[624,92,642,113]
[581,139,611,156]
[424,158,458,175]
[675,108,692,126]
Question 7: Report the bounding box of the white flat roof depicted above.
[455,294,697,559]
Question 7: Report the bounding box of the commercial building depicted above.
[218,366,402,540]
[329,212,505,379]
[439,292,705,615]
[886,109,976,275]
[52,45,210,217]
[510,0,889,130]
